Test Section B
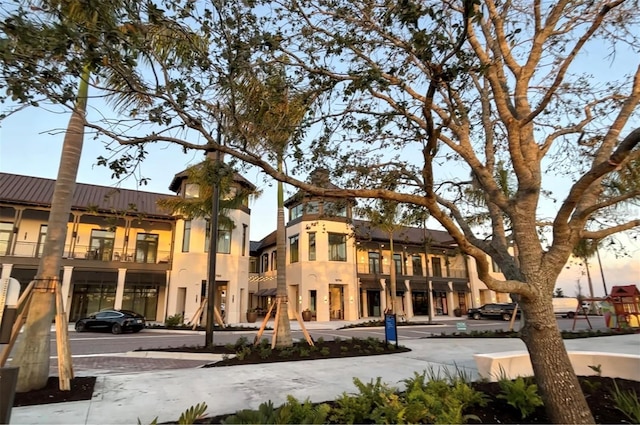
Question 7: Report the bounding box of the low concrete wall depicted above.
[474,350,640,382]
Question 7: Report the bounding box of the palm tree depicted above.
[572,238,600,302]
[225,69,317,347]
[5,0,204,391]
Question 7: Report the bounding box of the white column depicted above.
[447,282,455,316]
[361,288,368,318]
[405,280,414,319]
[114,268,127,309]
[1,264,13,280]
[380,278,387,316]
[61,266,74,313]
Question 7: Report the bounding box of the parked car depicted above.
[467,303,520,321]
[75,309,145,334]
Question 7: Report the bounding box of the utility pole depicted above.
[596,247,608,296]
[205,135,221,347]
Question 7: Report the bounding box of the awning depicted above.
[453,282,470,292]
[255,288,277,296]
[431,282,450,292]
[359,279,382,290]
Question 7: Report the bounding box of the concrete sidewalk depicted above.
[10,332,640,425]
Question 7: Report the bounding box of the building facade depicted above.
[1,171,508,325]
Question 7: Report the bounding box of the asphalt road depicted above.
[56,316,607,357]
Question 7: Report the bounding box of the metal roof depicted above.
[0,173,177,219]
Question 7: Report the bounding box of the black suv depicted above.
[467,303,520,321]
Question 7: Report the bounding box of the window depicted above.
[217,226,231,254]
[271,251,277,270]
[289,234,299,263]
[308,232,316,261]
[431,257,442,277]
[249,257,258,273]
[261,253,269,273]
[290,204,303,220]
[393,253,402,275]
[184,183,200,198]
[306,201,319,215]
[323,201,347,217]
[182,220,191,252]
[136,233,159,263]
[242,224,247,256]
[412,255,423,276]
[328,233,347,261]
[205,220,231,253]
[0,222,13,256]
[89,229,115,261]
[36,224,47,258]
[368,252,380,274]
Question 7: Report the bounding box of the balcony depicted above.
[6,241,171,265]
[356,263,468,279]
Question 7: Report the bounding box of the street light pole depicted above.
[205,143,221,347]
[595,247,608,296]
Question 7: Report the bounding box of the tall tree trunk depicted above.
[520,292,594,423]
[274,156,292,348]
[11,69,89,391]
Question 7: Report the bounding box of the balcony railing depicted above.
[356,263,468,279]
[8,241,171,264]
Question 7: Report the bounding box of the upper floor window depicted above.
[308,232,316,261]
[242,224,247,256]
[368,252,380,274]
[431,257,443,277]
[393,253,403,275]
[0,222,12,256]
[328,233,347,261]
[37,224,47,258]
[271,251,277,270]
[89,229,115,261]
[261,253,269,273]
[204,220,232,254]
[182,220,191,252]
[289,234,299,263]
[136,233,159,263]
[306,201,319,215]
[290,204,303,220]
[184,183,200,199]
[412,255,423,276]
[323,201,347,217]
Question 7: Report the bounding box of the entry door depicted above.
[329,285,344,320]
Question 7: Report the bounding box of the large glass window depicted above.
[0,222,13,255]
[261,253,269,273]
[431,257,443,277]
[89,229,115,261]
[289,234,299,263]
[136,233,158,263]
[328,233,347,261]
[271,251,277,270]
[122,285,158,320]
[308,232,316,261]
[412,255,423,276]
[368,252,380,274]
[394,253,403,275]
[242,224,247,256]
[182,220,191,252]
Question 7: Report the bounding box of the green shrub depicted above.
[329,377,397,424]
[164,314,183,328]
[222,397,330,424]
[258,346,272,359]
[611,380,640,423]
[233,336,250,350]
[320,347,330,356]
[235,346,252,361]
[299,347,310,357]
[497,376,544,418]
